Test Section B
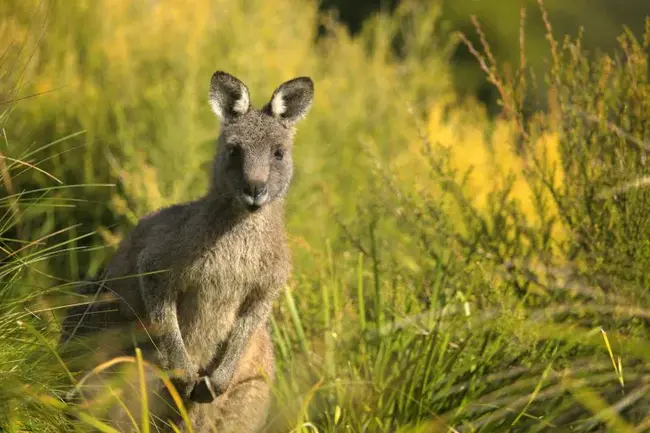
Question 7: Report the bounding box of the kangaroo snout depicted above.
[242,181,269,209]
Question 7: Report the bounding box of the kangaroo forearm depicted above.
[138,257,191,371]
[213,317,256,380]
[141,294,189,369]
[156,330,191,369]
[209,300,270,390]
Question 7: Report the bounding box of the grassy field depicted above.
[2,0,650,432]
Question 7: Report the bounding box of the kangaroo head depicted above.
[208,71,314,213]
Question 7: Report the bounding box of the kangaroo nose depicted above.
[242,181,269,209]
[243,182,268,200]
[242,181,269,210]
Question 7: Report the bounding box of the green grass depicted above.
[2,0,650,432]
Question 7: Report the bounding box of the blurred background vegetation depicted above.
[2,0,650,432]
[324,0,650,112]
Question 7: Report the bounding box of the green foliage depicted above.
[441,0,650,110]
[2,1,650,432]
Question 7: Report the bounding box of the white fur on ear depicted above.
[233,85,250,115]
[208,74,250,120]
[265,76,313,125]
[209,97,224,119]
[270,90,286,117]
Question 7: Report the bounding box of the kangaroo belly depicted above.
[177,280,246,368]
[177,234,264,368]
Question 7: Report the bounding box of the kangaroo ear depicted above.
[209,71,250,122]
[264,77,314,127]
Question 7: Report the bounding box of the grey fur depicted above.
[59,71,314,432]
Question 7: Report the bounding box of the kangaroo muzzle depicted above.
[242,181,269,209]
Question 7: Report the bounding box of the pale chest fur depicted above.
[175,217,287,368]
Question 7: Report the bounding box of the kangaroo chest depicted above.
[176,223,275,367]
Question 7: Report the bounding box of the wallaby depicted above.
[58,71,314,433]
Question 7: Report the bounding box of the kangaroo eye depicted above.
[227,145,241,158]
[274,148,285,161]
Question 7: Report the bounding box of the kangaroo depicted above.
[59,71,314,433]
